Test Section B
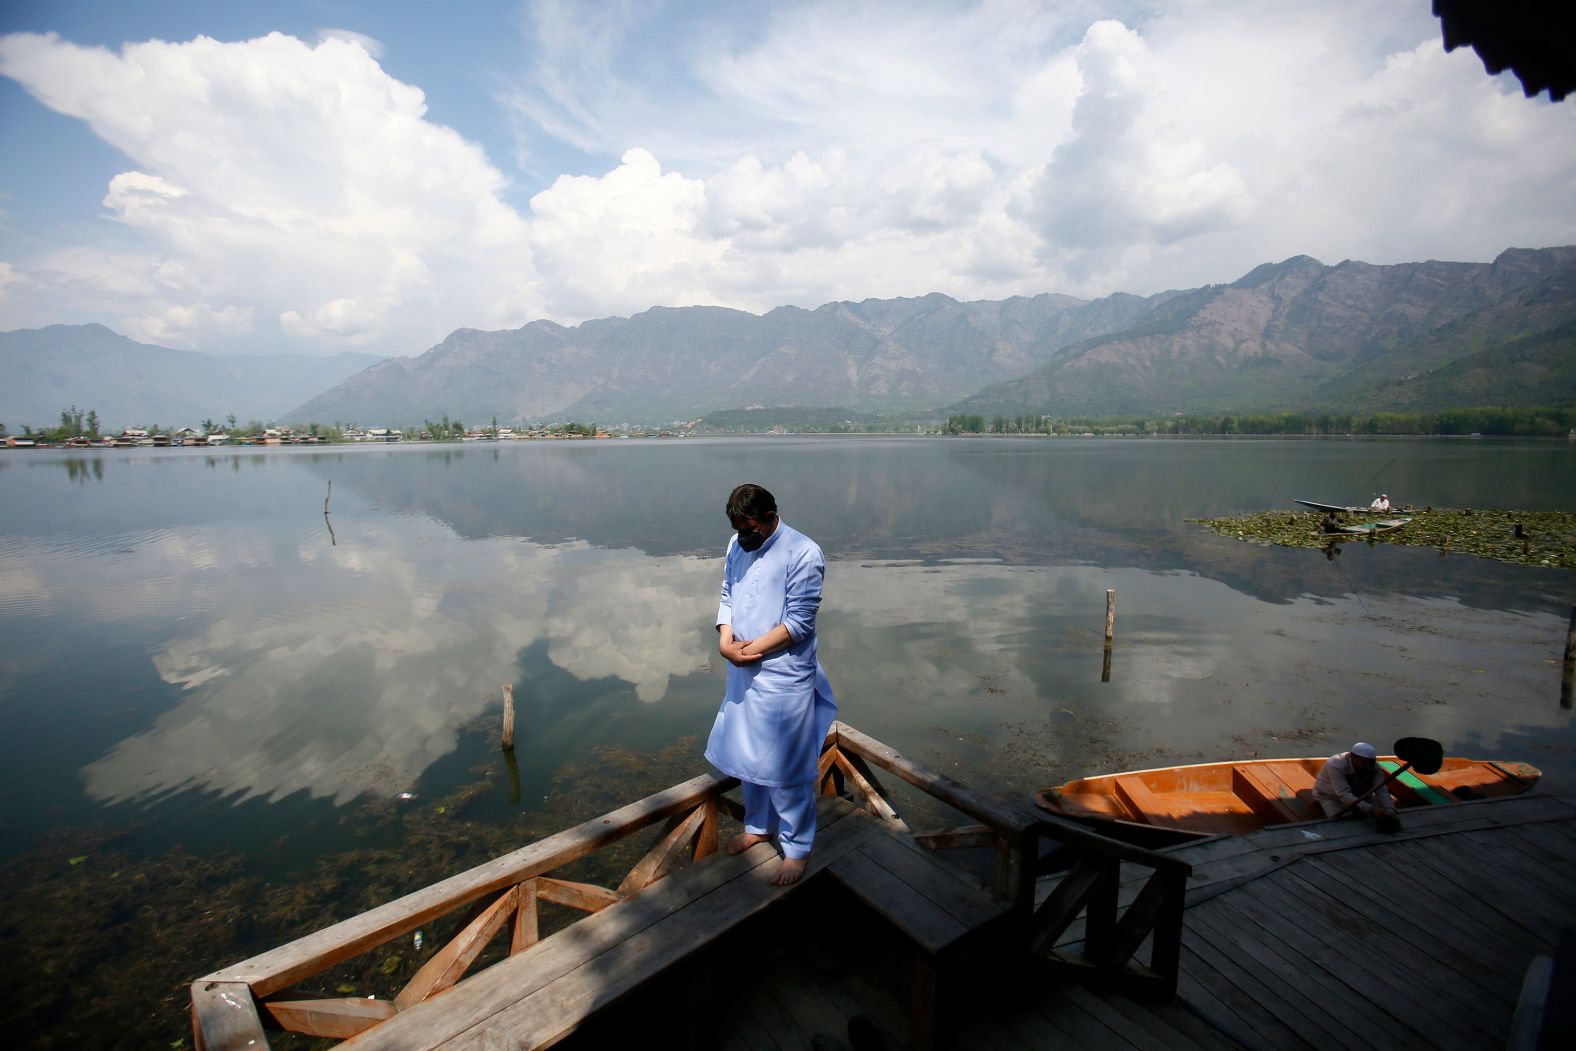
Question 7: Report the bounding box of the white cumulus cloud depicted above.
[1,2,1574,357]
[0,30,538,352]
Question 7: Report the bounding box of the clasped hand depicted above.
[718,634,763,667]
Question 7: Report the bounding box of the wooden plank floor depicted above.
[694,792,1576,1051]
[1045,791,1576,1051]
[347,791,1573,1050]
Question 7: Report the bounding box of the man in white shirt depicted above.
[1314,742,1399,830]
[1369,494,1391,511]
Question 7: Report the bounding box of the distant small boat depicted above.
[1295,499,1408,515]
[1329,516,1410,537]
[1034,755,1541,843]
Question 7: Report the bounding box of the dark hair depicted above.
[726,483,777,526]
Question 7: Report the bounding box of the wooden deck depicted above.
[193,729,1571,1051]
[580,792,1576,1050]
[1033,790,1576,1051]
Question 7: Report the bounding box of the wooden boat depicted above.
[1296,498,1410,515]
[1034,755,1541,842]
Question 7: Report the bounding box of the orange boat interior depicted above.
[1042,757,1541,836]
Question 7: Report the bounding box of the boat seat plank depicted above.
[1231,766,1305,825]
[1379,761,1454,805]
[1112,777,1169,825]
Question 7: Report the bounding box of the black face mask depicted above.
[736,529,767,552]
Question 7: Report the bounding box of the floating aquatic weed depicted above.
[1186,508,1576,570]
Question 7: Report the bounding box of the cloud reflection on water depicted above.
[3,441,1571,867]
[0,500,1558,811]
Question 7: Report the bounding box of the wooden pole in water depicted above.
[504,748,522,804]
[1562,606,1575,711]
[502,683,516,750]
[1101,589,1116,683]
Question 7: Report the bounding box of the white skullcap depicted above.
[1351,742,1377,759]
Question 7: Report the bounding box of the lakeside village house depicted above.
[5,426,329,449]
[7,421,619,448]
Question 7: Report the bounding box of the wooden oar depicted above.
[1334,736,1444,818]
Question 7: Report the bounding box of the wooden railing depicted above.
[819,721,1041,907]
[818,721,1193,996]
[192,771,737,1048]
[1024,811,1193,996]
[192,721,1193,1048]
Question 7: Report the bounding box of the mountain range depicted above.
[0,324,383,430]
[956,246,1576,418]
[5,246,1574,431]
[284,289,1172,426]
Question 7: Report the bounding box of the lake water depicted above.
[2,437,1574,1042]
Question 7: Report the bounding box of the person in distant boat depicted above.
[1314,742,1399,831]
[1369,494,1391,511]
[705,483,838,886]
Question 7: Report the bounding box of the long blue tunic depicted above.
[704,521,837,788]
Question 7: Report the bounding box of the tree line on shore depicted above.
[944,406,1576,437]
[10,404,1575,443]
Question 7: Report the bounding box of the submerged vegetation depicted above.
[1190,507,1576,570]
[0,728,717,1050]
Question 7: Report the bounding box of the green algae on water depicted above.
[1188,507,1576,570]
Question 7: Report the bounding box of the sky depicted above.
[1,0,1574,359]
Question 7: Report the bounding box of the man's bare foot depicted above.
[727,832,770,855]
[771,857,807,885]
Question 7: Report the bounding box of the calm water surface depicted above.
[2,437,1574,870]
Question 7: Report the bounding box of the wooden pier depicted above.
[192,726,1573,1050]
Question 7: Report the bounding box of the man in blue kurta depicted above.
[705,483,837,885]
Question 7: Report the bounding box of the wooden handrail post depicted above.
[994,825,1038,911]
[512,878,539,954]
[695,798,719,860]
[192,980,269,1051]
[1083,856,1119,964]
[1148,868,1188,996]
